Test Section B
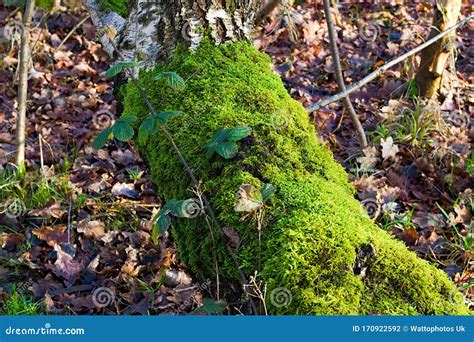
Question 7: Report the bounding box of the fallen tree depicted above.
[85,0,469,315]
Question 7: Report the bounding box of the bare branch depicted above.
[15,0,36,167]
[322,0,367,148]
[307,14,474,113]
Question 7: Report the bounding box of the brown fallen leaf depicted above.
[47,245,84,285]
[28,201,65,219]
[0,233,26,252]
[77,219,105,239]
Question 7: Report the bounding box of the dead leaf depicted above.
[0,233,25,252]
[77,219,105,239]
[32,225,70,246]
[28,201,65,219]
[234,184,262,213]
[357,146,380,169]
[48,245,84,285]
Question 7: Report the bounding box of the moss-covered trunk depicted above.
[85,1,469,315]
[121,40,468,315]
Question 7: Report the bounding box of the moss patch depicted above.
[123,39,469,315]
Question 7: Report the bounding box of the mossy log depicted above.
[122,40,468,315]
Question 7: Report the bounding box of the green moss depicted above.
[101,0,128,18]
[36,0,53,9]
[123,39,469,315]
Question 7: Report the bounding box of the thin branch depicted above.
[15,0,36,167]
[57,14,91,50]
[85,2,258,315]
[255,0,280,25]
[322,0,367,148]
[307,14,474,113]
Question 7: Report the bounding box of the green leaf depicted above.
[112,120,134,141]
[92,127,112,149]
[138,116,156,145]
[226,127,252,142]
[105,61,138,78]
[194,298,227,314]
[157,214,172,235]
[213,128,232,143]
[215,141,239,159]
[205,147,216,159]
[156,111,182,125]
[153,72,185,90]
[262,183,276,202]
[151,224,159,245]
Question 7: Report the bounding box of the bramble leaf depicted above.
[92,127,113,149]
[105,61,138,78]
[153,71,185,90]
[215,141,239,159]
[112,120,134,141]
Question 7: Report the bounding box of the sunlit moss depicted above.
[122,38,469,315]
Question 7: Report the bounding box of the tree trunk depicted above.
[85,1,469,315]
[415,0,462,98]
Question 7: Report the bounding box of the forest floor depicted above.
[0,2,472,314]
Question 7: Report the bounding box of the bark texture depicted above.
[415,0,462,98]
[85,0,262,68]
